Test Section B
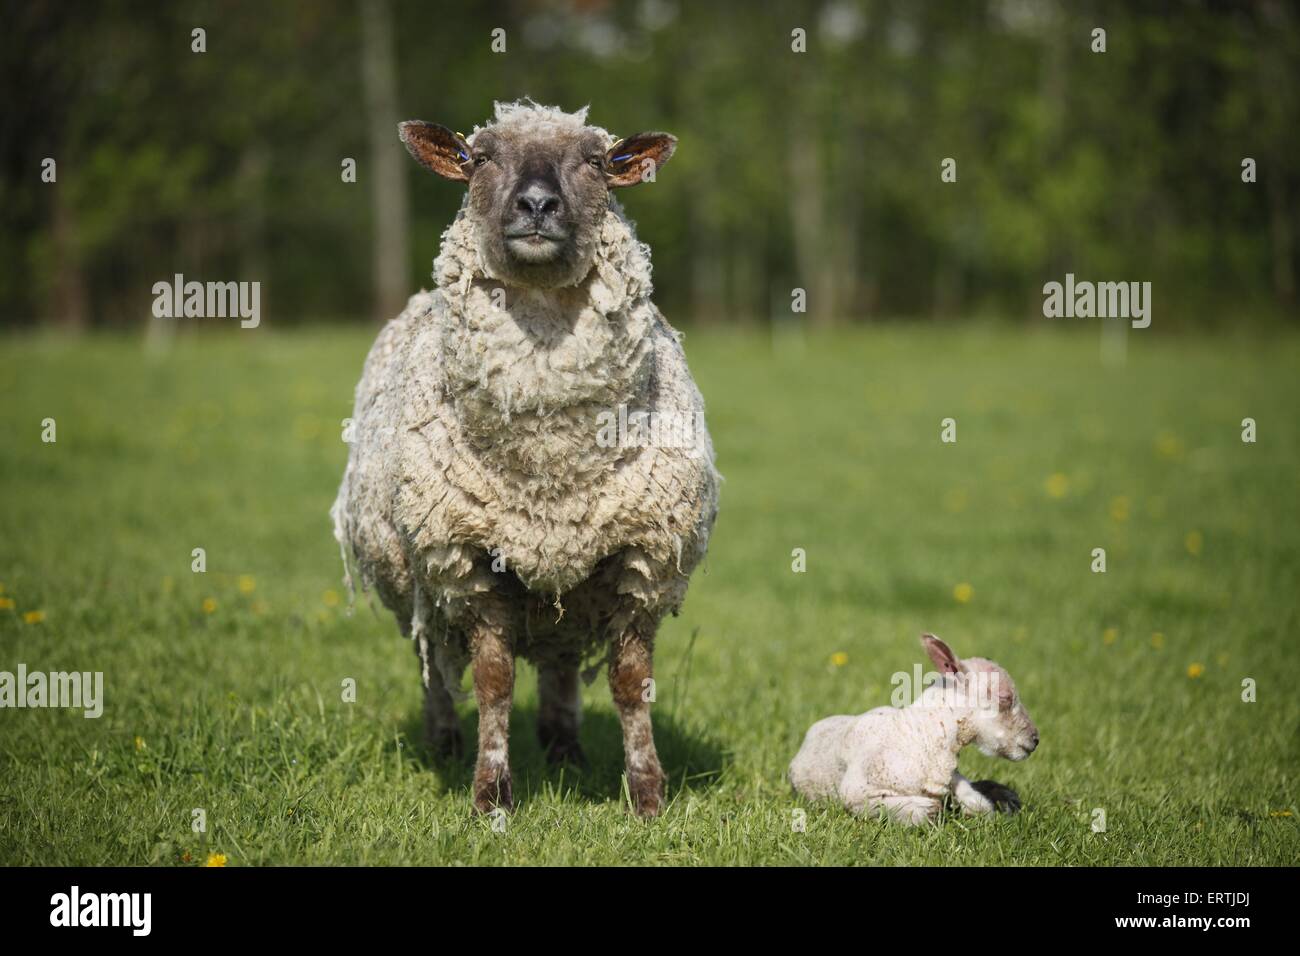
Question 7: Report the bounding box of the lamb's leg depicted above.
[964,775,1022,814]
[861,795,942,826]
[608,627,664,817]
[537,663,585,767]
[950,772,996,816]
[415,631,463,758]
[467,605,515,814]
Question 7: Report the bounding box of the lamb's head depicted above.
[921,633,1039,762]
[399,100,675,289]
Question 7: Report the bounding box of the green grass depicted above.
[1,323,1297,866]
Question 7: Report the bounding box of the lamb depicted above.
[788,634,1038,825]
[331,100,719,817]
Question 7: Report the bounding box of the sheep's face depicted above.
[399,106,676,289]
[921,634,1039,762]
[960,658,1039,761]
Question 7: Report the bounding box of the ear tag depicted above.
[612,153,633,163]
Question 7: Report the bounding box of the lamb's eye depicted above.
[473,155,490,168]
[587,156,603,169]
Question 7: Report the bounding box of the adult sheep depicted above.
[332,101,719,817]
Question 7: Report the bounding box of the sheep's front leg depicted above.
[468,609,515,814]
[609,629,664,817]
[537,663,585,766]
[950,772,995,816]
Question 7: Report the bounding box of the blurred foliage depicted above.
[1,0,1297,328]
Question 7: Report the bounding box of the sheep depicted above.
[788,634,1038,825]
[331,100,719,817]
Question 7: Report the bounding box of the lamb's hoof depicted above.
[971,780,1022,814]
[626,771,664,817]
[472,768,513,814]
[543,737,588,769]
[427,725,465,760]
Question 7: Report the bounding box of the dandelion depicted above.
[1102,627,1118,646]
[1270,810,1294,818]
[1155,432,1184,459]
[134,736,146,751]
[942,489,968,513]
[202,598,217,614]
[1185,531,1203,556]
[1151,632,1165,650]
[0,597,14,610]
[1044,473,1069,499]
[953,582,974,604]
[204,853,228,867]
[23,610,45,624]
[238,575,256,594]
[829,651,848,667]
[322,589,340,608]
[1109,496,1130,522]
[1187,662,1205,679]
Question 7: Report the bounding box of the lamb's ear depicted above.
[921,633,964,675]
[605,132,676,188]
[399,121,471,183]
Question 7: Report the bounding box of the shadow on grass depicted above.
[396,704,729,807]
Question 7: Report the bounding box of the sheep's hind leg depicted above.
[467,603,516,814]
[415,632,463,759]
[537,663,585,767]
[609,623,664,817]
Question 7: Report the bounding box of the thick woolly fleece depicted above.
[331,104,719,683]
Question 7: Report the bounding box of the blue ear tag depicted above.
[612,153,633,163]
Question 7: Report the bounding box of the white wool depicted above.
[332,102,719,674]
[789,651,1037,825]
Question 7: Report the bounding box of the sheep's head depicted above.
[921,633,1039,761]
[400,101,675,289]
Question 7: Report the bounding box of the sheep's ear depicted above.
[605,132,676,188]
[399,121,471,183]
[921,633,964,675]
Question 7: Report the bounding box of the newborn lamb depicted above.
[789,634,1038,825]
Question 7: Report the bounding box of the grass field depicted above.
[1,323,1297,866]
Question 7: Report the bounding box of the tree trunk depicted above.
[360,0,409,322]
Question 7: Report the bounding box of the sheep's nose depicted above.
[515,182,561,219]
[1029,731,1040,750]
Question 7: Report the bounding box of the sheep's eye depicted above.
[473,155,490,168]
[587,156,604,169]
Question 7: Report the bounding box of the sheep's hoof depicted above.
[543,738,588,769]
[473,769,513,814]
[626,771,665,817]
[971,780,1022,814]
